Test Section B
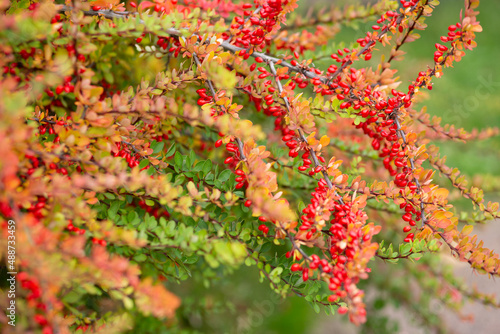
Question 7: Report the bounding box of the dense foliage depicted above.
[0,0,499,333]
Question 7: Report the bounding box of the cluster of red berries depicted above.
[19,47,37,60]
[26,197,48,220]
[291,32,422,242]
[216,135,247,183]
[355,19,464,241]
[155,36,172,51]
[0,196,49,223]
[75,324,90,332]
[352,91,421,243]
[228,0,286,49]
[246,60,334,178]
[137,34,182,58]
[2,62,22,83]
[327,8,400,66]
[0,201,13,219]
[428,23,462,64]
[136,32,146,44]
[166,39,183,57]
[18,272,53,334]
[45,76,75,100]
[257,223,270,234]
[232,169,248,190]
[50,13,62,24]
[400,0,419,8]
[49,11,66,36]
[39,123,62,144]
[196,88,214,106]
[248,58,334,177]
[441,23,462,42]
[91,237,107,246]
[46,161,68,175]
[112,142,142,168]
[289,178,371,306]
[24,154,42,177]
[66,220,86,235]
[137,199,171,219]
[8,8,88,111]
[67,220,108,246]
[153,133,170,143]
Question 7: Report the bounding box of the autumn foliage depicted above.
[0,0,499,333]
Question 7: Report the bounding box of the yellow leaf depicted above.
[319,135,330,147]
[461,225,474,236]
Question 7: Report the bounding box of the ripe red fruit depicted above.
[244,200,252,207]
[215,139,223,147]
[338,306,348,314]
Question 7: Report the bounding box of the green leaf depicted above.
[152,141,164,154]
[104,193,115,200]
[147,166,156,175]
[123,296,134,310]
[202,159,212,175]
[184,255,198,264]
[218,169,231,182]
[270,267,283,277]
[400,242,412,255]
[133,254,147,262]
[313,303,320,313]
[166,143,176,157]
[188,150,196,167]
[193,160,205,172]
[138,158,149,169]
[174,151,184,168]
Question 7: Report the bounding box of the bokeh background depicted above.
[167,1,500,333]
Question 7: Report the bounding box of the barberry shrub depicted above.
[1,0,499,332]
